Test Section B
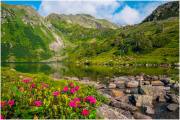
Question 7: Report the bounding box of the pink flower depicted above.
[81,109,89,116]
[34,100,42,107]
[85,96,96,104]
[22,77,32,83]
[8,100,15,107]
[69,98,81,108]
[75,86,80,91]
[53,91,60,96]
[69,101,76,107]
[69,82,74,88]
[70,88,76,94]
[0,115,4,120]
[30,83,36,88]
[0,101,6,108]
[63,86,69,92]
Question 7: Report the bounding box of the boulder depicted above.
[124,88,139,94]
[151,81,164,86]
[125,81,139,88]
[160,78,170,86]
[110,100,137,112]
[133,112,152,119]
[108,83,116,89]
[111,89,124,97]
[115,95,130,103]
[96,84,106,89]
[144,106,155,115]
[133,95,153,107]
[142,81,150,85]
[135,75,144,81]
[97,104,128,119]
[167,103,179,111]
[151,76,159,81]
[114,80,125,89]
[141,85,165,100]
[165,94,179,104]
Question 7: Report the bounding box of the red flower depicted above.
[53,91,60,96]
[30,83,36,88]
[81,109,89,116]
[22,77,32,83]
[34,100,42,107]
[8,100,15,107]
[85,96,96,104]
[0,101,6,108]
[75,86,80,91]
[69,82,74,88]
[63,86,68,92]
[69,98,81,108]
[70,88,76,94]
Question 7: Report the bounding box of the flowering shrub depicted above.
[1,69,107,119]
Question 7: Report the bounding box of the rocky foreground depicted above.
[63,74,179,119]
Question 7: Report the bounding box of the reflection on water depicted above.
[1,62,179,82]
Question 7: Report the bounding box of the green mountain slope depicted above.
[1,3,56,62]
[1,2,179,65]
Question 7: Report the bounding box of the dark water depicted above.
[1,62,179,82]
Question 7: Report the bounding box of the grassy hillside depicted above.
[1,3,55,62]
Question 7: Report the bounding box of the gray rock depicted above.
[151,76,159,81]
[167,103,179,111]
[110,100,137,112]
[145,106,155,115]
[165,94,179,104]
[114,80,125,89]
[135,75,144,81]
[141,85,165,100]
[108,83,116,89]
[125,81,139,88]
[133,112,152,119]
[124,88,139,94]
[133,95,153,107]
[151,80,164,86]
[142,81,150,85]
[160,78,170,86]
[97,104,128,119]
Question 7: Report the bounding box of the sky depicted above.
[2,0,169,25]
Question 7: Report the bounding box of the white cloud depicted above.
[112,6,140,25]
[38,0,164,25]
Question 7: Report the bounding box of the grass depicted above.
[1,67,107,119]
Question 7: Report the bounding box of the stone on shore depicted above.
[97,104,128,119]
[144,106,155,115]
[114,80,125,89]
[111,89,124,97]
[151,81,164,86]
[108,83,116,89]
[167,103,179,111]
[133,112,152,119]
[110,100,137,112]
[125,81,139,88]
[133,95,153,107]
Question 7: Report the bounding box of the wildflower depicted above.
[69,82,74,88]
[81,109,89,116]
[85,96,96,104]
[22,77,32,83]
[69,101,76,107]
[70,88,76,94]
[34,100,42,107]
[8,100,15,107]
[30,83,36,88]
[53,91,60,96]
[75,86,80,91]
[69,98,81,108]
[0,101,6,108]
[63,86,68,92]
[0,115,4,120]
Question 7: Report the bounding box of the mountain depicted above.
[1,2,179,65]
[46,13,118,29]
[143,1,179,22]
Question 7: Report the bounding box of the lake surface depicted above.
[1,62,179,82]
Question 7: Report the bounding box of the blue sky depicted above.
[2,0,167,25]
